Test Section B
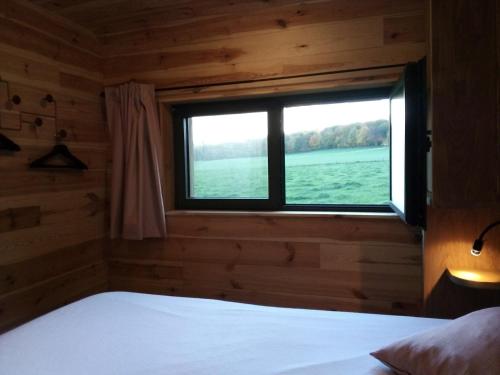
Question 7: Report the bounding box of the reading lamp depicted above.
[470,220,500,256]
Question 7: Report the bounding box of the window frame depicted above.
[173,87,393,213]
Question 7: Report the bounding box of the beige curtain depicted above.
[105,82,167,240]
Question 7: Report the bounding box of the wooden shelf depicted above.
[447,268,500,290]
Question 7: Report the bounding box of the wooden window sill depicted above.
[166,210,398,220]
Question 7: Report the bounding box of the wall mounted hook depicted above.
[34,117,43,127]
[11,95,21,105]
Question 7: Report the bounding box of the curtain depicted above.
[105,82,167,240]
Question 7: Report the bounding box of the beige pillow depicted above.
[371,307,500,375]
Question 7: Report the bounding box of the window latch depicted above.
[425,130,432,152]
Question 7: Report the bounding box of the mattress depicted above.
[0,292,447,375]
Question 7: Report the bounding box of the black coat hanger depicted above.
[30,130,88,170]
[0,133,21,151]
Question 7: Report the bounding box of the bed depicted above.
[0,292,448,375]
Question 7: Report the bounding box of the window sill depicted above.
[166,210,398,220]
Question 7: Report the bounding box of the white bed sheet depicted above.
[0,292,447,375]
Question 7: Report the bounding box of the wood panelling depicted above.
[0,48,100,99]
[4,82,56,116]
[59,72,103,96]
[8,0,494,323]
[166,213,420,244]
[0,16,101,73]
[4,0,428,323]
[430,0,499,208]
[0,239,105,296]
[0,0,107,331]
[383,14,425,45]
[0,206,40,234]
[0,261,106,332]
[99,0,427,317]
[69,0,427,88]
[423,0,500,317]
[29,0,424,37]
[103,38,425,89]
[108,213,422,316]
[1,0,101,55]
[424,207,500,318]
[157,66,404,104]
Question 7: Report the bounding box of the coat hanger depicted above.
[0,133,21,151]
[30,129,88,170]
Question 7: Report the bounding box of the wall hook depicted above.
[11,95,21,105]
[41,94,54,107]
[34,117,43,127]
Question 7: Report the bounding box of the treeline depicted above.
[285,119,388,153]
[193,120,389,161]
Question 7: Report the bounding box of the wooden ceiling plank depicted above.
[59,0,307,31]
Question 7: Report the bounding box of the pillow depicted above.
[371,307,500,375]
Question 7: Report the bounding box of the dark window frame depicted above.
[173,87,393,212]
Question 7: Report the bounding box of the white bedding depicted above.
[0,292,447,375]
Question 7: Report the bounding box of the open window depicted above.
[389,59,427,227]
[172,60,427,226]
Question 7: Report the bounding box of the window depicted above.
[187,112,269,199]
[173,60,427,224]
[283,99,390,206]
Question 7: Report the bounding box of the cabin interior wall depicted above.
[104,0,428,316]
[0,0,108,331]
[1,0,498,330]
[423,0,500,318]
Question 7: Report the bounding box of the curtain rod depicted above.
[155,63,406,93]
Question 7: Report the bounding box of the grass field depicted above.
[191,146,389,204]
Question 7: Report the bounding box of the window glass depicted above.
[188,112,269,199]
[390,89,406,213]
[283,99,390,205]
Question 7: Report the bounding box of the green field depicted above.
[191,147,389,204]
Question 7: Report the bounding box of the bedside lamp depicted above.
[447,219,500,289]
[470,220,500,256]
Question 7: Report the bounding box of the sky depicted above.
[191,99,389,146]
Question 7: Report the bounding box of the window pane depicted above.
[390,89,406,214]
[284,99,390,205]
[188,112,269,199]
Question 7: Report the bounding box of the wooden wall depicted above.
[12,0,492,326]
[109,213,423,315]
[423,0,500,318]
[5,0,495,324]
[0,0,108,331]
[100,0,427,315]
[100,0,426,88]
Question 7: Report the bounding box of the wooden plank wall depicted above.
[4,0,495,321]
[0,0,429,326]
[109,213,423,315]
[0,0,107,331]
[423,0,500,318]
[99,0,426,88]
[103,0,427,315]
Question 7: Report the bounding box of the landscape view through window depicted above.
[188,99,390,205]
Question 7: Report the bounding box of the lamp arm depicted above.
[477,220,500,241]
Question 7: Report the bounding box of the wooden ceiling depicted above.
[28,0,332,36]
